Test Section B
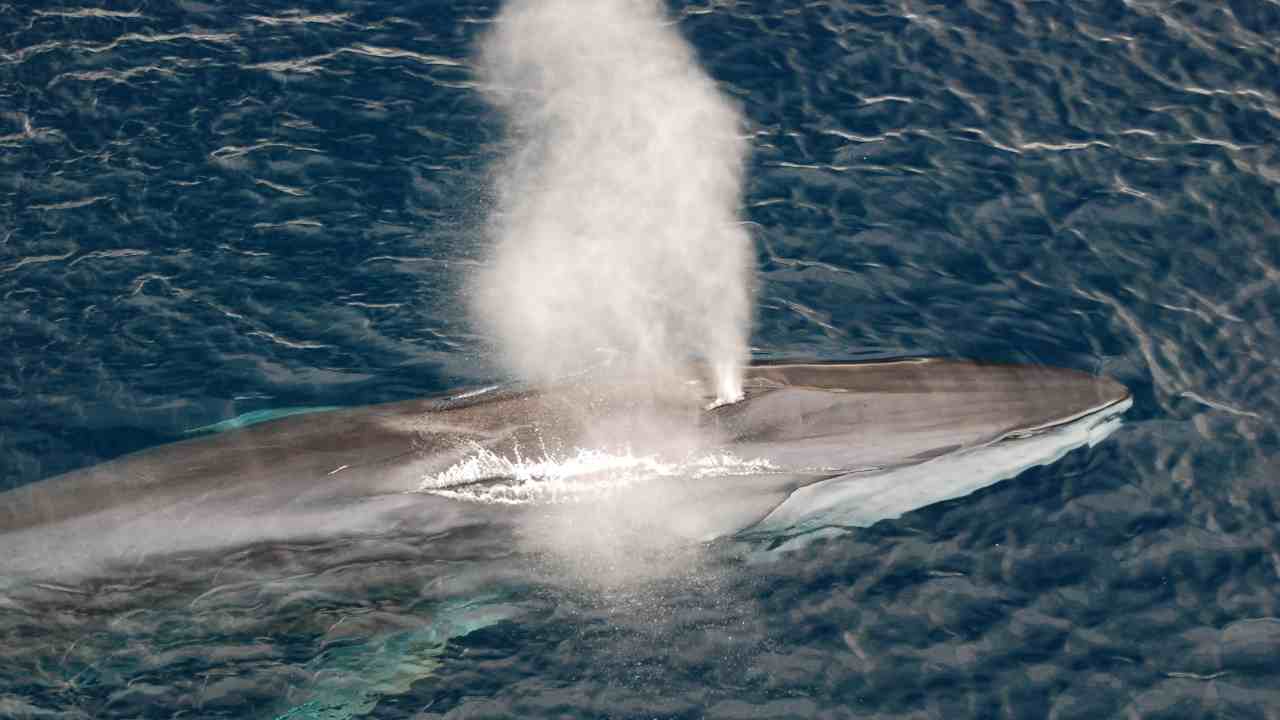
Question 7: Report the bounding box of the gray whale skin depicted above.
[0,358,1131,585]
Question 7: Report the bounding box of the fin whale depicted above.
[0,359,1131,719]
[0,359,1130,585]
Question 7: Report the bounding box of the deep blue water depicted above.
[3,0,1279,717]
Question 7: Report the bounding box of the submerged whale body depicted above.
[0,359,1130,586]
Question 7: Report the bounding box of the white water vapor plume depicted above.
[472,0,754,403]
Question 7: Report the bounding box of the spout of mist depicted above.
[470,0,754,400]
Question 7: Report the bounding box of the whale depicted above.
[0,358,1130,586]
[0,358,1131,718]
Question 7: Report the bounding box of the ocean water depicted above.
[2,0,1279,718]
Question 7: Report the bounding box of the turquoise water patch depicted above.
[185,407,342,435]
[272,596,520,720]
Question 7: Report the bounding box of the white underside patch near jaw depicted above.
[748,396,1134,547]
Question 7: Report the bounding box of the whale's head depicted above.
[714,360,1131,538]
[712,359,1130,473]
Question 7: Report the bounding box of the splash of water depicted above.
[471,0,753,403]
[417,442,778,505]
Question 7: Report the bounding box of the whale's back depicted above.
[0,359,1129,582]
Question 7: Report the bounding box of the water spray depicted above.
[471,0,753,405]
